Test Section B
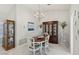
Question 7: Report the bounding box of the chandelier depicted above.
[34,4,46,28]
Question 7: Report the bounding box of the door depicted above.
[43,21,58,44]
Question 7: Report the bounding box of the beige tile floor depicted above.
[0,44,70,55]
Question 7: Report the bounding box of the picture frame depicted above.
[28,22,34,31]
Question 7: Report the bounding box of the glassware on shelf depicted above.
[8,37,13,46]
[49,24,52,35]
[46,24,48,33]
[8,23,14,37]
[43,24,45,33]
[53,24,57,36]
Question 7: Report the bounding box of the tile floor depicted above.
[0,44,70,55]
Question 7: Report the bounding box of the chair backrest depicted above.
[44,32,48,36]
[45,34,50,41]
[28,37,35,48]
[29,37,39,49]
[44,35,50,47]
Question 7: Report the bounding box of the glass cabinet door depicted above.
[49,24,52,36]
[43,24,45,33]
[8,21,14,48]
[53,24,57,36]
[8,22,14,37]
[46,24,48,33]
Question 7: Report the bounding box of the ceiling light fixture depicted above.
[34,4,46,28]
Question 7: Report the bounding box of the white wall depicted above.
[16,5,40,46]
[5,5,16,20]
[70,4,79,54]
[40,10,70,49]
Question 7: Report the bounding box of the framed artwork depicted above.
[28,22,34,31]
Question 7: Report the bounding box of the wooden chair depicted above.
[42,34,50,54]
[28,37,41,55]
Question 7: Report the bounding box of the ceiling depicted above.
[0,4,70,14]
[24,4,70,12]
[0,4,70,19]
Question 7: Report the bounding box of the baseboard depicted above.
[15,43,28,49]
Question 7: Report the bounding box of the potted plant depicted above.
[61,21,67,30]
[60,21,67,44]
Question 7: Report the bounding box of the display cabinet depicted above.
[43,21,58,44]
[2,20,15,50]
